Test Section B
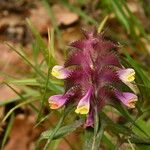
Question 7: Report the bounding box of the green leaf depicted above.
[111,0,130,33]
[130,135,150,145]
[83,129,94,150]
[83,122,104,150]
[36,105,75,149]
[102,134,115,150]
[98,15,109,33]
[101,111,132,135]
[113,103,150,138]
[42,0,63,49]
[40,119,83,140]
[6,43,63,93]
[26,19,49,64]
[2,98,38,123]
[6,79,40,86]
[132,118,150,138]
[136,145,150,150]
[124,53,150,108]
[1,113,14,149]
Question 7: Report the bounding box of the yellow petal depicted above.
[127,73,135,82]
[51,65,68,79]
[51,67,61,78]
[75,106,89,114]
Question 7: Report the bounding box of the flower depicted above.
[115,91,138,108]
[75,87,93,115]
[49,30,138,127]
[117,68,139,94]
[48,94,68,109]
[49,89,74,109]
[51,65,71,79]
[117,68,135,83]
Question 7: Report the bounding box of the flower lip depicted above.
[49,101,59,109]
[117,68,135,83]
[75,106,89,114]
[115,91,138,108]
[51,65,71,79]
[75,87,93,115]
[48,94,67,109]
[128,99,138,108]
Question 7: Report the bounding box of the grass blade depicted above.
[1,113,14,150]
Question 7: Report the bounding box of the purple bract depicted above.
[48,30,138,127]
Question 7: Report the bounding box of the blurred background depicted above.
[0,0,150,150]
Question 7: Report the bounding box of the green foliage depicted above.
[1,113,14,149]
[40,119,83,140]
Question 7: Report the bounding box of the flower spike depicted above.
[117,68,135,83]
[48,29,138,128]
[115,91,138,108]
[51,65,71,79]
[75,87,93,115]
